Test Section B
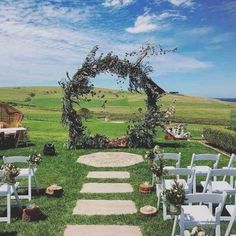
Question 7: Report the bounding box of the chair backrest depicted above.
[185,192,227,205]
[165,168,195,192]
[3,156,30,164]
[227,153,236,168]
[154,152,181,168]
[203,168,236,194]
[165,167,193,176]
[190,153,220,169]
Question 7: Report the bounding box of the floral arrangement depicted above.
[1,163,20,184]
[145,145,167,179]
[162,179,186,214]
[28,153,42,166]
[185,226,206,236]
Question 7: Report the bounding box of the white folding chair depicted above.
[161,168,195,221]
[3,156,39,201]
[0,170,21,223]
[223,154,236,186]
[188,153,220,193]
[225,205,236,236]
[152,152,181,186]
[172,192,227,236]
[201,168,236,221]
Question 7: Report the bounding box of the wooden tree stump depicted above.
[45,184,63,197]
[22,204,42,221]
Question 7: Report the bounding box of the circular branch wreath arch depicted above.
[59,44,176,149]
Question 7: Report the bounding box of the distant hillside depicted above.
[0,86,235,125]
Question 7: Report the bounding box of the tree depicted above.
[78,108,91,121]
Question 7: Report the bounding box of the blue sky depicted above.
[0,0,235,98]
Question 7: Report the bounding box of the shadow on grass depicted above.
[156,141,187,149]
[0,232,17,236]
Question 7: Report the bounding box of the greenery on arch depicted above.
[59,44,176,149]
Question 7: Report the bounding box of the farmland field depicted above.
[0,86,235,235]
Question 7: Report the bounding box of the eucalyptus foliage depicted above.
[59,44,176,149]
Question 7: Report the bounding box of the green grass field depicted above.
[0,86,235,235]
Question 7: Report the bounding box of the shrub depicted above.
[29,92,36,97]
[203,128,236,153]
[24,96,32,102]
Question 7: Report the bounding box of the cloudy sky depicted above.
[0,0,235,98]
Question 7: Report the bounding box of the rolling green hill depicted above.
[0,86,235,125]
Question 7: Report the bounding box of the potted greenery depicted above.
[162,179,186,215]
[185,226,206,236]
[145,145,167,183]
[1,163,20,184]
[28,153,42,166]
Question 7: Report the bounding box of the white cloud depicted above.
[156,0,194,7]
[153,53,213,74]
[158,11,187,20]
[168,0,194,7]
[126,10,186,34]
[184,27,213,36]
[102,0,134,8]
[126,12,158,33]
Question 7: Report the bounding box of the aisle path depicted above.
[64,152,143,236]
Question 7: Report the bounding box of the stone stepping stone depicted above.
[77,152,143,167]
[80,183,133,193]
[87,171,130,179]
[64,225,142,236]
[73,200,137,215]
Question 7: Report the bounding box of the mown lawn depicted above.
[0,86,236,235]
[0,118,235,236]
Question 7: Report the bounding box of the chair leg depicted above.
[215,224,221,236]
[193,174,196,193]
[12,185,22,210]
[33,175,39,193]
[225,206,236,236]
[7,190,11,224]
[171,216,177,236]
[28,176,31,201]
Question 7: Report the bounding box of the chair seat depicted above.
[226,205,236,216]
[0,183,19,196]
[16,168,36,178]
[164,179,189,191]
[164,166,175,170]
[188,166,211,175]
[200,181,234,193]
[182,205,216,224]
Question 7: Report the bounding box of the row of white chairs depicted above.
[0,156,39,223]
[152,153,236,235]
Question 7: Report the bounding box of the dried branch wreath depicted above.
[59,44,176,149]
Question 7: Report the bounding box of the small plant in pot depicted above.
[28,153,42,166]
[162,179,186,215]
[145,145,167,183]
[1,163,20,184]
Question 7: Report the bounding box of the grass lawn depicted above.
[0,87,236,235]
[0,120,235,235]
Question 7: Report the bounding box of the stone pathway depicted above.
[65,152,143,236]
[64,225,142,236]
[80,183,133,193]
[87,171,130,179]
[73,200,137,215]
[77,152,143,167]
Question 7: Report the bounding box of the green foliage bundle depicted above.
[203,128,236,153]
[1,163,20,184]
[28,153,42,166]
[162,179,186,207]
[145,145,167,179]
